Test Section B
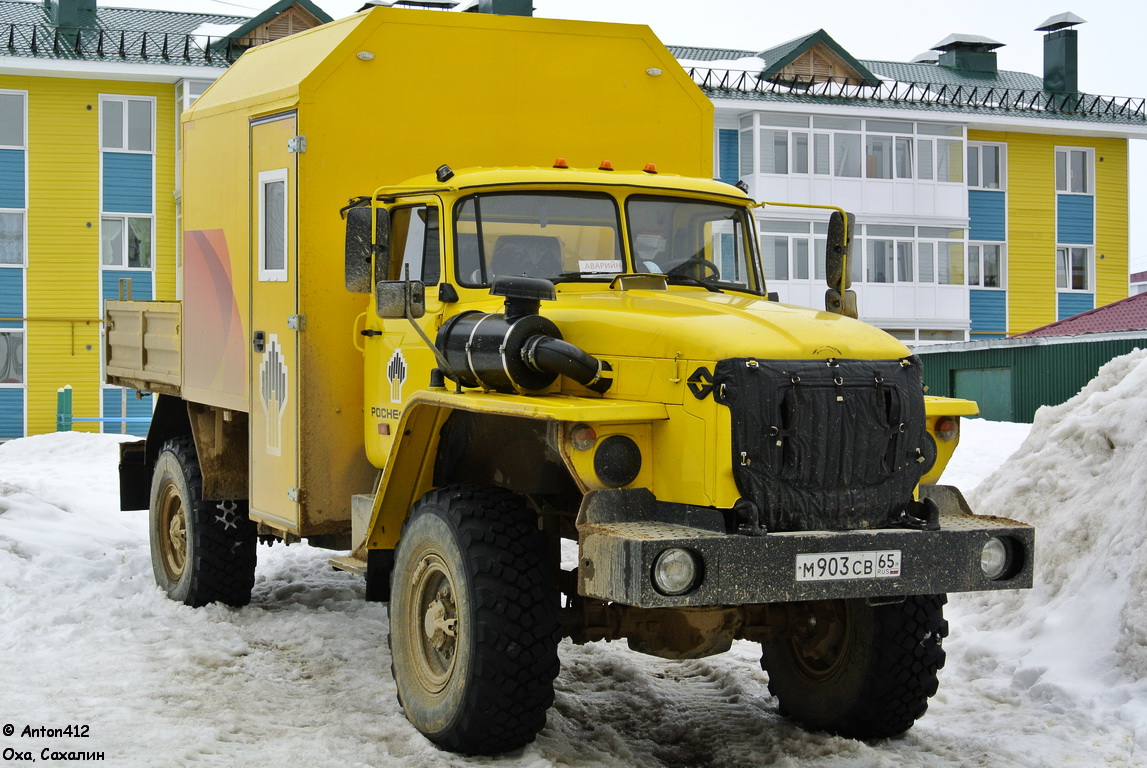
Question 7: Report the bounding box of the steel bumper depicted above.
[576,486,1034,609]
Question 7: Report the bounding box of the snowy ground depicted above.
[2,353,1146,767]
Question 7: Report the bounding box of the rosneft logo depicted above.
[388,349,408,404]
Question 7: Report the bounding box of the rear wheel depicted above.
[149,437,256,607]
[388,485,559,755]
[761,595,947,739]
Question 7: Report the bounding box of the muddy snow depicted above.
[2,352,1146,766]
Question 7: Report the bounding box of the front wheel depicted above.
[388,485,559,755]
[761,595,948,739]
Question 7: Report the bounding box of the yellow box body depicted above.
[175,8,713,535]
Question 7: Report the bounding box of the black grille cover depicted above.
[714,356,935,532]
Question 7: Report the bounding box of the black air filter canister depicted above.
[437,310,563,393]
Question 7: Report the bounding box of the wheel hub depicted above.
[423,584,458,651]
[407,553,460,694]
[789,600,850,680]
[159,486,187,580]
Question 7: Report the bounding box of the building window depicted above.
[0,330,22,384]
[968,143,1006,190]
[258,169,288,281]
[760,220,826,282]
[968,243,1004,287]
[0,92,25,148]
[1056,148,1092,194]
[741,113,963,182]
[101,216,152,268]
[1056,246,1090,290]
[0,211,23,265]
[101,96,155,153]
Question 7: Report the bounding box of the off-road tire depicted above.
[388,485,560,755]
[761,594,948,739]
[149,436,257,607]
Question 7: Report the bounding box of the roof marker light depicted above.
[643,163,658,174]
[599,160,614,171]
[553,158,569,169]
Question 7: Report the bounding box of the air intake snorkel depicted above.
[436,276,612,395]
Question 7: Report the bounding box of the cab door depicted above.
[248,112,300,530]
[363,201,443,466]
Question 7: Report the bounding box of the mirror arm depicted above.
[755,200,850,297]
[399,264,463,389]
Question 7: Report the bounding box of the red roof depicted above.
[1131,270,1147,283]
[1016,291,1147,337]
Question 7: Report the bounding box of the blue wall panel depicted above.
[0,268,22,329]
[101,269,153,302]
[0,387,23,438]
[1057,195,1094,245]
[0,149,25,208]
[1058,292,1094,321]
[102,153,153,214]
[968,190,1006,242]
[101,387,153,436]
[718,129,739,186]
[970,289,1007,334]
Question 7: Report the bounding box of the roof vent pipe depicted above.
[1037,12,1086,93]
[44,0,97,29]
[931,34,1004,74]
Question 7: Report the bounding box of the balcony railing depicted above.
[2,22,272,65]
[686,68,1147,122]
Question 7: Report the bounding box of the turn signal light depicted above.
[934,416,959,441]
[570,423,597,451]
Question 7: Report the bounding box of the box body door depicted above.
[249,112,300,530]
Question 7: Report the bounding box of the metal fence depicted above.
[686,68,1147,122]
[3,22,274,65]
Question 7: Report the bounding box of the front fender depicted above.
[365,390,668,550]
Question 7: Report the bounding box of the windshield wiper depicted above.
[664,274,722,293]
[550,271,618,285]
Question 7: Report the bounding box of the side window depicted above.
[258,169,287,281]
[390,206,441,285]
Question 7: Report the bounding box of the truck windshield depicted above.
[626,196,762,293]
[455,192,623,287]
[453,191,762,293]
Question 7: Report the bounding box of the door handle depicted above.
[253,331,266,353]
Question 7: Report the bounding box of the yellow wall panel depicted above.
[967,130,1129,336]
[1093,138,1129,309]
[0,74,179,434]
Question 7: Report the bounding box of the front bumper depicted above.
[576,486,1034,608]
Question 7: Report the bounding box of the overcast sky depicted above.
[126,0,1147,270]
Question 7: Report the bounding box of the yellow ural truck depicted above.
[105,6,1033,756]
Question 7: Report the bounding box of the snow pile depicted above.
[953,348,1147,729]
[3,388,1147,764]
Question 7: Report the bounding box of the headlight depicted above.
[652,547,700,596]
[594,434,641,488]
[981,537,1011,580]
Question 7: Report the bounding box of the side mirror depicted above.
[825,210,855,292]
[376,280,425,319]
[825,288,858,319]
[345,206,390,293]
[825,210,856,317]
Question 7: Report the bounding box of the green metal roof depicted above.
[668,41,1146,126]
[863,59,1043,90]
[0,0,277,68]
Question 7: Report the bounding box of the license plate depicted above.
[795,550,902,582]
